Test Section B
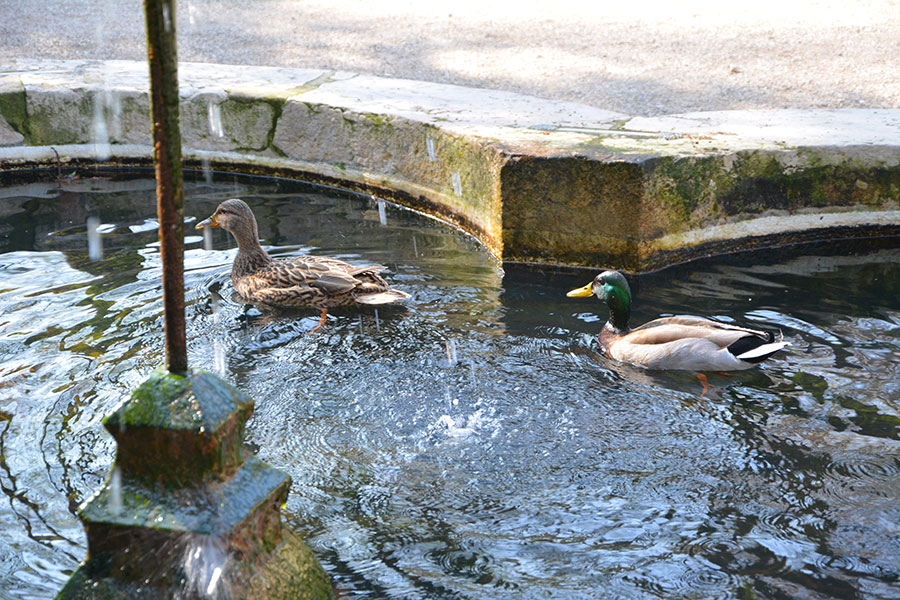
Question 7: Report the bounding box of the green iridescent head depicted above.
[567,270,632,331]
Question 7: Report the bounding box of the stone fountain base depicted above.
[56,370,333,600]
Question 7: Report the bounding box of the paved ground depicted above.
[1,0,898,117]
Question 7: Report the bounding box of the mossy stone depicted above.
[104,370,253,486]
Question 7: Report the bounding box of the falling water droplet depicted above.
[213,338,225,375]
[207,101,224,138]
[201,156,213,184]
[377,200,387,225]
[87,216,104,260]
[93,0,106,54]
[107,89,122,139]
[187,0,197,26]
[108,467,122,516]
[446,338,457,367]
[202,226,213,251]
[162,3,172,32]
[451,172,462,196]
[209,289,220,319]
[91,92,111,160]
[444,384,455,408]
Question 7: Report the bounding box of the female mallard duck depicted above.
[196,198,409,329]
[567,270,789,371]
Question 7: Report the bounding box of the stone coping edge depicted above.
[2,60,899,271]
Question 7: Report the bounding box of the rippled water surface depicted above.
[1,174,899,599]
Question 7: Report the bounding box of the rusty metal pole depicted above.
[145,0,187,374]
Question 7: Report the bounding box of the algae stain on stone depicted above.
[261,96,285,154]
[361,113,393,129]
[500,156,645,267]
[643,154,733,235]
[0,82,31,142]
[639,146,900,263]
[223,98,276,151]
[26,90,94,145]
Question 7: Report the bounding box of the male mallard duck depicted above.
[196,198,409,329]
[567,270,789,371]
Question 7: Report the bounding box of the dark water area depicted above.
[0,173,898,599]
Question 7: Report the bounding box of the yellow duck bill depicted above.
[566,283,593,298]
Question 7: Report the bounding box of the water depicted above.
[1,173,899,599]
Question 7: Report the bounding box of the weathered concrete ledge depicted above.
[2,59,899,271]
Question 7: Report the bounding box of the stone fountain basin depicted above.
[1,59,899,271]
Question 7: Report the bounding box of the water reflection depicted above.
[0,173,898,599]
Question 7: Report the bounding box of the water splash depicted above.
[432,410,487,440]
[86,216,104,260]
[182,535,229,598]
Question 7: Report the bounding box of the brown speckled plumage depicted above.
[196,198,410,309]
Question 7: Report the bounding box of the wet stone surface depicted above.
[2,61,899,270]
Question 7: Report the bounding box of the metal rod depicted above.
[145,0,187,374]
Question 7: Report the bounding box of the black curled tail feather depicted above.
[727,329,785,364]
[727,335,765,360]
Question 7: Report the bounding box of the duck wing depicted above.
[625,316,773,348]
[614,316,788,370]
[252,255,386,292]
[234,254,408,308]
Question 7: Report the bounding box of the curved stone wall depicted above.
[2,59,899,271]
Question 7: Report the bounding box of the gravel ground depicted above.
[1,0,899,116]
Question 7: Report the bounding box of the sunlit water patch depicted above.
[1,173,899,599]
